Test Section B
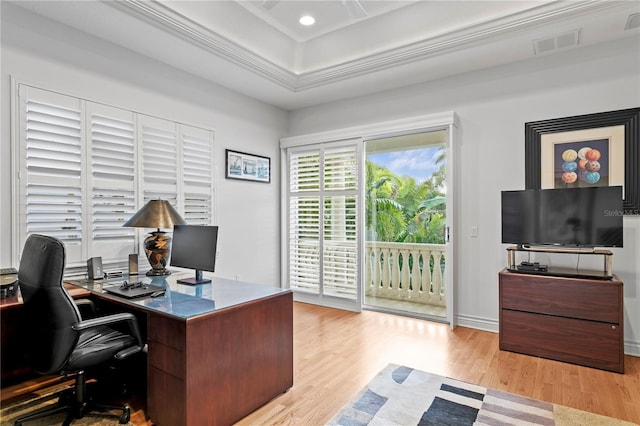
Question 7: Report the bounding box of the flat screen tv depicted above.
[501,186,623,248]
[170,225,219,285]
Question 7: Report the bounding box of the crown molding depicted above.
[296,0,628,90]
[107,0,298,90]
[107,0,629,93]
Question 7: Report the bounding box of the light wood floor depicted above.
[3,302,639,425]
[238,302,640,425]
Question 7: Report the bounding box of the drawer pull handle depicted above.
[612,325,617,330]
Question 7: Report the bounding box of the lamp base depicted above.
[146,268,171,277]
[144,231,172,277]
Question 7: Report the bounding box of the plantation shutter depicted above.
[140,115,178,210]
[87,103,136,262]
[17,86,85,264]
[323,147,358,299]
[289,150,321,293]
[180,125,214,225]
[14,83,217,272]
[287,141,360,303]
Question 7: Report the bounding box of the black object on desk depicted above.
[103,281,166,299]
[0,269,18,299]
[0,267,18,275]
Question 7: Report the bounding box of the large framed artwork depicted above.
[525,107,640,215]
[225,149,271,183]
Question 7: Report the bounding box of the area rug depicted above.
[0,388,134,426]
[328,364,636,426]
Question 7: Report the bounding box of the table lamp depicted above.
[123,199,186,276]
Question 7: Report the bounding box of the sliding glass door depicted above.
[364,130,449,321]
[282,112,456,326]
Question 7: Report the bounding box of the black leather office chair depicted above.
[14,234,144,426]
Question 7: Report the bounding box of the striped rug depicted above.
[327,364,635,426]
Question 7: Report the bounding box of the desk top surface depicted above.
[66,273,289,319]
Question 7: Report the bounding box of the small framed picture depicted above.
[225,149,271,183]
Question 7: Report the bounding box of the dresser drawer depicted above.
[499,272,621,323]
[500,309,623,372]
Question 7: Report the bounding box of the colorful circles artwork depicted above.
[562,147,601,184]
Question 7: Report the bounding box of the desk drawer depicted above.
[148,314,186,351]
[148,341,185,379]
[148,365,185,426]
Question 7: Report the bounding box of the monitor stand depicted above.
[177,269,212,285]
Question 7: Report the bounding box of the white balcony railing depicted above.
[364,241,446,307]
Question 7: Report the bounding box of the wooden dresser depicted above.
[499,269,624,373]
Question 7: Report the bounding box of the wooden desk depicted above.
[69,275,294,426]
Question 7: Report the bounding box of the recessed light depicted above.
[299,15,315,26]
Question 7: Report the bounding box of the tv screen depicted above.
[501,186,623,248]
[170,225,219,284]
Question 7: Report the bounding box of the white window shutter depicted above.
[140,115,178,207]
[180,125,214,225]
[287,144,359,300]
[18,86,84,264]
[289,195,321,294]
[87,103,136,262]
[322,146,358,299]
[289,151,320,192]
[15,84,217,273]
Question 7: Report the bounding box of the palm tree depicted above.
[365,161,405,241]
[365,149,446,244]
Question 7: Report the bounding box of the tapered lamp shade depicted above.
[124,200,187,276]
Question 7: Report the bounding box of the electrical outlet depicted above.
[471,226,478,238]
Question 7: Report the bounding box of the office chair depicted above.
[14,234,144,426]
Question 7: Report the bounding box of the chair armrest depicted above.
[72,312,144,356]
[74,298,96,318]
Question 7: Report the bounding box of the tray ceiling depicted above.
[7,0,640,110]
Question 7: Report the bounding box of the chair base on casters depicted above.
[13,371,131,426]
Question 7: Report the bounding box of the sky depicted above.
[367,147,442,183]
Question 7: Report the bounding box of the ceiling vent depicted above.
[533,29,581,55]
[625,12,640,30]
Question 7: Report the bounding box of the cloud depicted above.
[369,147,441,182]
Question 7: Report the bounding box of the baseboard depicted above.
[624,340,640,357]
[293,292,362,313]
[454,314,498,333]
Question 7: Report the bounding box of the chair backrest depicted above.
[18,234,82,375]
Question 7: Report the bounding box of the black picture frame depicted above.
[225,149,271,183]
[525,107,640,215]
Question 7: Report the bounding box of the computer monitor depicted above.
[170,225,219,285]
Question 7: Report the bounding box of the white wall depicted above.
[288,36,640,355]
[0,4,288,287]
[3,3,640,355]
